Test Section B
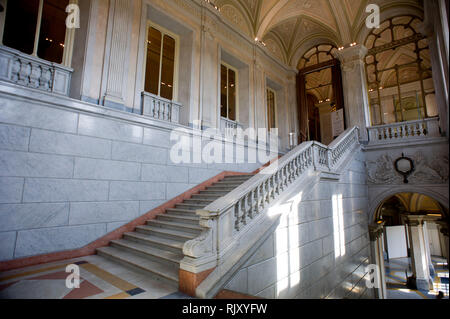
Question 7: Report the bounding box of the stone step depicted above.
[213,181,244,186]
[183,198,214,205]
[123,232,184,254]
[175,203,205,210]
[96,246,179,285]
[157,213,200,225]
[199,190,230,195]
[167,208,198,216]
[223,175,253,180]
[135,225,197,241]
[110,239,182,267]
[206,185,236,191]
[191,194,222,200]
[147,219,203,234]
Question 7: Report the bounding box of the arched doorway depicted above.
[370,192,449,299]
[296,44,345,145]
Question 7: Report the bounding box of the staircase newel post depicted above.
[312,143,319,171]
[327,147,333,171]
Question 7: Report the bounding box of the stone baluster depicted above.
[18,61,31,86]
[40,67,51,91]
[30,63,41,88]
[242,194,249,226]
[234,199,242,231]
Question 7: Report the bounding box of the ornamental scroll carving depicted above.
[367,152,449,185]
[183,217,216,258]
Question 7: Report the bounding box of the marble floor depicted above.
[0,255,193,299]
[385,256,449,299]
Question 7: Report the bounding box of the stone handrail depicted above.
[367,117,440,144]
[0,45,73,96]
[141,92,182,123]
[181,127,360,275]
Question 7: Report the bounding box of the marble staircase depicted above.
[96,174,253,286]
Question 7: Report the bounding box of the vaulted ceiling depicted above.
[214,0,424,68]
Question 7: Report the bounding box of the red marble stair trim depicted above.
[179,267,215,297]
[0,170,251,272]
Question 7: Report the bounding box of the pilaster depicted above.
[368,222,387,299]
[101,0,133,110]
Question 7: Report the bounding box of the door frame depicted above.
[296,59,346,143]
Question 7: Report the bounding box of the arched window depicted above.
[298,44,339,106]
[298,44,338,70]
[364,16,437,126]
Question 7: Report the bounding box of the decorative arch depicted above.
[217,1,254,38]
[263,15,340,67]
[369,186,449,222]
[354,2,424,45]
[263,33,288,64]
[289,36,339,68]
[297,43,338,70]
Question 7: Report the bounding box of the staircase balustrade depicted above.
[181,127,361,274]
[367,117,440,144]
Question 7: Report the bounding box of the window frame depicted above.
[364,15,435,126]
[0,0,77,67]
[143,20,180,102]
[266,87,277,130]
[220,61,239,122]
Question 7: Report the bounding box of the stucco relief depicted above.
[367,152,449,185]
[220,5,252,37]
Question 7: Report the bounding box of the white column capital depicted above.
[335,44,368,66]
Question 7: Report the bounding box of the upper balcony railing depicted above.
[141,92,182,124]
[367,117,441,145]
[0,45,73,96]
[220,117,243,137]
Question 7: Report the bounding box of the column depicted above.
[406,216,433,291]
[422,221,436,277]
[335,45,371,141]
[369,222,387,299]
[101,0,133,110]
[422,0,449,137]
[436,220,449,265]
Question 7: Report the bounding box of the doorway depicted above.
[372,193,449,299]
[297,45,345,145]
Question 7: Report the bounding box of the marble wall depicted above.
[223,150,375,299]
[0,84,275,261]
[71,0,298,150]
[364,139,449,219]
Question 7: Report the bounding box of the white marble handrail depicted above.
[0,45,73,96]
[141,92,182,123]
[181,127,360,273]
[367,117,440,144]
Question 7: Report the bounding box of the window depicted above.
[267,88,276,130]
[2,0,72,65]
[144,24,178,101]
[220,63,237,121]
[298,44,338,70]
[364,16,437,126]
